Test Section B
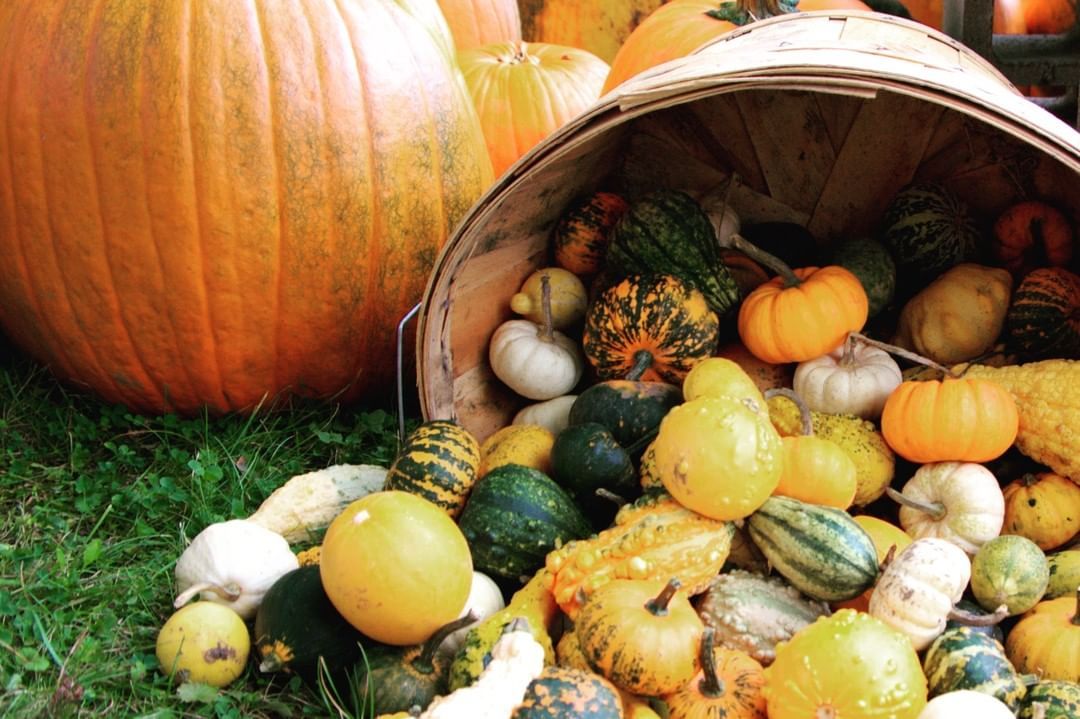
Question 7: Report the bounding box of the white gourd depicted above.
[437,571,507,661]
[889,461,1005,556]
[489,318,584,400]
[512,395,577,434]
[868,538,971,651]
[248,464,387,543]
[174,519,299,620]
[917,690,1015,719]
[793,337,902,419]
[421,618,545,719]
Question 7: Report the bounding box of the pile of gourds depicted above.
[153,183,1080,718]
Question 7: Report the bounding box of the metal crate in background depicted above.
[943,0,1080,128]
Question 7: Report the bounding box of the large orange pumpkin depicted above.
[1022,0,1076,34]
[0,0,493,415]
[519,0,668,63]
[458,41,609,178]
[603,0,794,94]
[437,0,522,50]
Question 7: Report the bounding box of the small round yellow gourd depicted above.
[681,356,766,413]
[510,267,588,330]
[478,424,555,477]
[156,601,250,687]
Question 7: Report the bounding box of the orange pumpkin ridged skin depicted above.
[458,41,609,178]
[737,266,869,364]
[0,0,493,415]
[1005,590,1080,682]
[437,0,522,51]
[881,378,1019,463]
[763,609,928,719]
[663,630,767,719]
[576,579,704,696]
[583,275,720,385]
[1002,472,1080,551]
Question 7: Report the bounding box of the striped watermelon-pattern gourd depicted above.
[1005,266,1080,360]
[384,420,481,519]
[582,274,720,385]
[923,626,1029,711]
[746,495,878,603]
[1018,681,1080,719]
[605,190,740,317]
[879,183,981,284]
[457,464,592,582]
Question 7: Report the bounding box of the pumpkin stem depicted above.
[840,332,859,367]
[173,582,240,608]
[595,487,629,508]
[765,387,813,437]
[848,332,958,377]
[417,611,479,671]
[538,274,556,342]
[885,486,947,521]
[1021,472,1040,487]
[625,350,656,381]
[645,578,682,617]
[696,627,727,698]
[947,602,1009,626]
[724,232,802,287]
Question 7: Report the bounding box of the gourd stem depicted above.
[697,627,727,698]
[624,424,660,456]
[885,486,947,521]
[173,582,239,608]
[417,611,479,670]
[595,488,629,508]
[645,578,682,617]
[765,387,813,437]
[625,350,655,382]
[1022,472,1040,487]
[1073,587,1080,626]
[947,603,1009,626]
[840,333,858,367]
[538,275,556,342]
[725,233,801,287]
[848,332,958,378]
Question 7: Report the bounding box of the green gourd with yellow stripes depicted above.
[384,420,481,519]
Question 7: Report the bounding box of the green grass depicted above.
[0,345,416,718]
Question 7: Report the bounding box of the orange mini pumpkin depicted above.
[738,265,869,364]
[992,200,1074,277]
[880,377,1019,464]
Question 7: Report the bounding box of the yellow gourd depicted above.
[510,267,588,330]
[477,424,555,477]
[892,263,1012,365]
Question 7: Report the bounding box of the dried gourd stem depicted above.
[504,616,531,634]
[624,350,656,381]
[645,578,682,617]
[840,332,860,367]
[885,486,947,521]
[765,387,813,437]
[724,233,802,286]
[848,332,957,377]
[1073,587,1080,626]
[417,611,480,671]
[538,274,555,343]
[697,627,727,698]
[595,488,629,508]
[173,582,240,608]
[624,424,660,456]
[946,602,1009,626]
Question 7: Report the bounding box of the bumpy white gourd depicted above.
[421,618,545,719]
[868,538,971,651]
[174,519,299,620]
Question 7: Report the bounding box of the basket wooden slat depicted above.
[418,11,1080,441]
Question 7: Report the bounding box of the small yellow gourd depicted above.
[477,424,555,477]
[892,263,1012,365]
[510,267,588,330]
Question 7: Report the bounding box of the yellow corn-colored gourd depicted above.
[767,394,895,507]
[962,359,1080,480]
[477,423,555,477]
[892,263,1012,365]
[544,491,735,618]
[510,267,588,330]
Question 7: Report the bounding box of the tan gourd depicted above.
[510,267,588,330]
[892,263,1012,365]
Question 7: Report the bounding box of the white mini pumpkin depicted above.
[917,690,1015,719]
[793,336,902,419]
[489,318,584,400]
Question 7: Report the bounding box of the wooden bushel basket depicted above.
[417,10,1080,442]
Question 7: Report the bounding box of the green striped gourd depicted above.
[746,495,879,602]
[696,569,830,666]
[1018,681,1080,719]
[384,420,480,519]
[879,183,981,285]
[923,626,1030,711]
[1004,267,1080,360]
[1046,550,1080,599]
[604,189,740,317]
[971,534,1051,616]
[829,236,897,318]
[457,464,592,582]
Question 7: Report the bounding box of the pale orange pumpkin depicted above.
[0,0,494,415]
[881,377,1019,463]
[437,0,522,50]
[458,41,609,177]
[320,491,474,646]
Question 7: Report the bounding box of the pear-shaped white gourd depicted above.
[174,519,299,620]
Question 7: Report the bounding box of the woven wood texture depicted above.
[418,11,1080,441]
